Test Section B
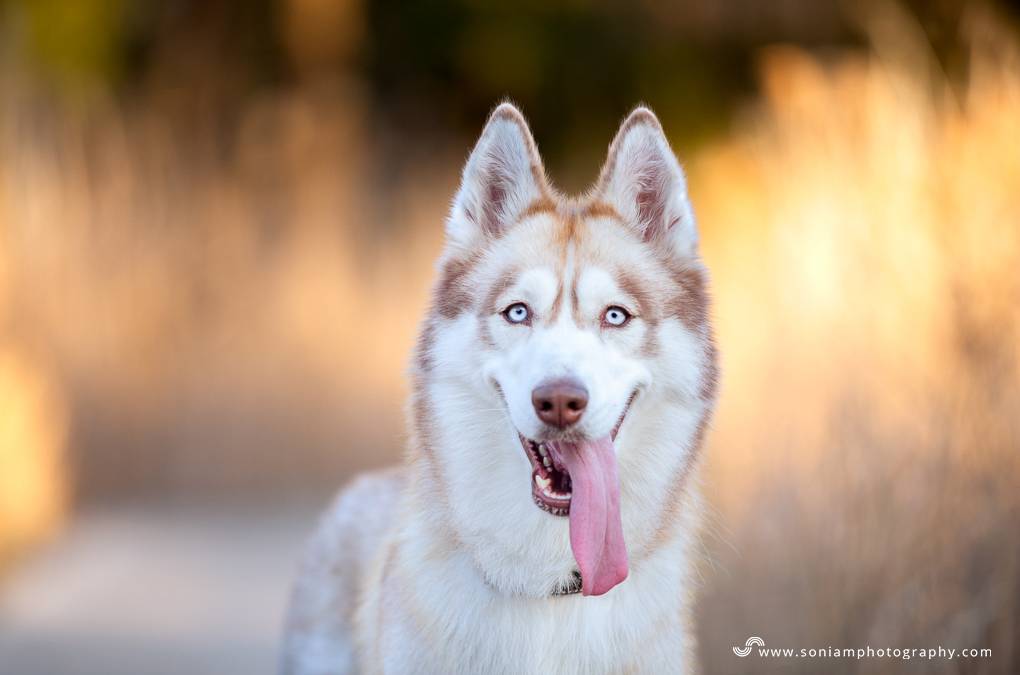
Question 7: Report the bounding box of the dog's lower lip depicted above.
[611,390,637,441]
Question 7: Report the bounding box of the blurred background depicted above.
[0,0,1018,673]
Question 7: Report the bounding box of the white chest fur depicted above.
[355,507,698,675]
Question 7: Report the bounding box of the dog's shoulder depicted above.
[280,466,405,674]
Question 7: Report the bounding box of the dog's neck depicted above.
[397,472,701,623]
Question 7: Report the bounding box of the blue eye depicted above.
[603,306,631,327]
[503,303,530,325]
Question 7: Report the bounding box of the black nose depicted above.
[532,378,589,428]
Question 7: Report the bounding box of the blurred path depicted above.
[0,506,316,675]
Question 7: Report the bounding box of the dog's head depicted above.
[412,103,717,597]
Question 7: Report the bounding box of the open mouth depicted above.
[521,437,573,515]
[518,392,635,517]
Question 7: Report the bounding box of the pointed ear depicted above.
[596,107,698,257]
[447,103,550,249]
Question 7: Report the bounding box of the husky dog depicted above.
[281,103,718,674]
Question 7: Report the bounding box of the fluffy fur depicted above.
[281,103,718,674]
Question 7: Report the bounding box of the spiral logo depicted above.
[733,636,765,657]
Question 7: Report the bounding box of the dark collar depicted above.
[480,569,583,597]
[552,570,583,596]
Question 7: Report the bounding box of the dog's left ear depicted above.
[446,103,550,250]
[596,107,698,257]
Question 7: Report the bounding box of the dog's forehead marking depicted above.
[567,209,650,323]
[495,205,576,325]
[522,202,645,326]
[550,238,576,324]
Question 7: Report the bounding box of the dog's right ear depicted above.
[446,103,550,250]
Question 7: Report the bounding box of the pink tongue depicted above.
[548,437,628,596]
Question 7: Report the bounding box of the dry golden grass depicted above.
[0,348,67,571]
[0,100,68,567]
[692,9,1020,673]
[0,83,446,499]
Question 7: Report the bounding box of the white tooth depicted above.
[538,444,548,457]
[542,457,551,468]
[535,475,551,489]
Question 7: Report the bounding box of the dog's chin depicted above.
[517,392,636,518]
